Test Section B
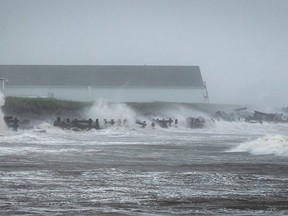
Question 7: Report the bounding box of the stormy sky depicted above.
[1,0,288,107]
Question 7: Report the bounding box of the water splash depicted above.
[0,92,7,131]
[228,135,288,157]
[85,98,137,125]
[147,105,208,120]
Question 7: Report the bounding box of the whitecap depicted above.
[228,134,288,157]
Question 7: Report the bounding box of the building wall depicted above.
[5,86,205,103]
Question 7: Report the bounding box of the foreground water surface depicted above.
[0,120,288,215]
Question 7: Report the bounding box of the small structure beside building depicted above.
[0,65,209,103]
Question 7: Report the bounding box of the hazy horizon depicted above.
[1,0,288,107]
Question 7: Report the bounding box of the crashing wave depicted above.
[228,135,288,157]
[0,92,7,132]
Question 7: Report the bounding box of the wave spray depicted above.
[85,98,137,126]
[0,92,6,131]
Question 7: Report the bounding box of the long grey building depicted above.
[0,65,209,103]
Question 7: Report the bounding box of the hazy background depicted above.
[1,0,287,107]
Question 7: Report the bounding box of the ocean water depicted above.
[0,102,288,215]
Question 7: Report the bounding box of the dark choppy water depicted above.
[0,121,288,215]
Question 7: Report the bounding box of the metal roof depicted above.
[0,65,204,88]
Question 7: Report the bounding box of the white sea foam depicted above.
[228,135,288,157]
[0,131,71,145]
[208,120,288,136]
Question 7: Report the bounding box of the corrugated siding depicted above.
[4,86,205,103]
[0,65,204,88]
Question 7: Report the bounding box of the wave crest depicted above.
[228,135,288,157]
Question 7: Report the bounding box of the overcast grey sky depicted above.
[1,0,288,107]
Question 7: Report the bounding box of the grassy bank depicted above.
[1,97,92,117]
[1,97,242,118]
